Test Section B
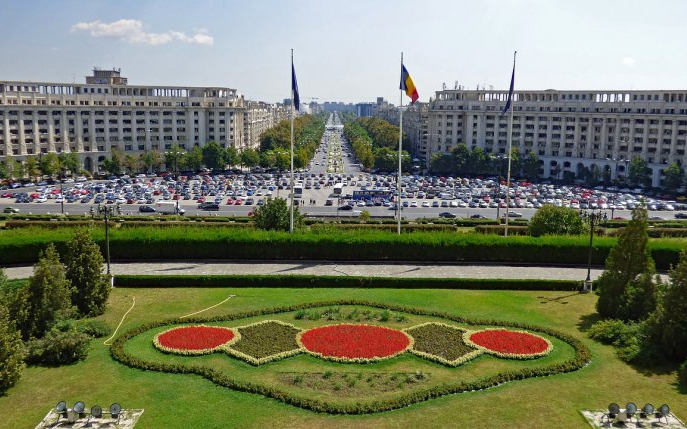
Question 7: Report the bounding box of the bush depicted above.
[588,319,649,363]
[25,327,91,366]
[679,359,687,386]
[0,303,26,393]
[53,319,111,338]
[528,205,586,236]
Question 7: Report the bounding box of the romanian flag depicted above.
[400,64,419,105]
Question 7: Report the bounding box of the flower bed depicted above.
[227,320,302,365]
[464,328,552,359]
[154,325,237,355]
[405,322,483,366]
[297,324,413,363]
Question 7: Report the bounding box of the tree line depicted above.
[342,116,412,172]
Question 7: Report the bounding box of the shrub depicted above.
[252,198,303,231]
[588,319,649,363]
[53,319,111,338]
[25,327,91,366]
[0,302,26,393]
[679,359,687,386]
[528,205,586,236]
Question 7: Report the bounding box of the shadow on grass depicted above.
[577,312,602,333]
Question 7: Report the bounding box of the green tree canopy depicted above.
[628,156,651,188]
[58,152,81,176]
[662,162,684,194]
[0,298,25,393]
[202,141,225,170]
[596,206,658,321]
[64,229,110,317]
[39,152,61,178]
[528,205,586,237]
[252,197,303,231]
[15,244,75,340]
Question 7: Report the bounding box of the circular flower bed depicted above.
[464,329,552,359]
[297,324,413,362]
[154,325,238,355]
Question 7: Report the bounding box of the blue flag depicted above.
[502,64,515,115]
[292,63,300,111]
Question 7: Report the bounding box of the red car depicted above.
[233,198,243,205]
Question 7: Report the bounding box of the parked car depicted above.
[198,202,220,211]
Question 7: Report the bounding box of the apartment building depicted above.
[428,88,687,187]
[0,68,245,173]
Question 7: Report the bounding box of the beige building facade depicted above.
[0,68,246,173]
[428,88,687,187]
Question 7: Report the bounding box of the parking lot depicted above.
[2,113,686,221]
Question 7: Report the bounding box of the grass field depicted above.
[1,286,685,428]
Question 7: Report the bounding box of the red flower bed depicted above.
[467,329,550,356]
[298,324,411,361]
[156,325,236,353]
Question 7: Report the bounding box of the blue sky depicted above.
[2,0,686,104]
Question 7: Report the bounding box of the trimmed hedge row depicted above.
[1,226,684,268]
[109,300,591,414]
[113,274,583,291]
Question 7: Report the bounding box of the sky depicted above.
[2,0,687,105]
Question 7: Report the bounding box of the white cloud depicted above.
[621,56,635,66]
[70,19,213,46]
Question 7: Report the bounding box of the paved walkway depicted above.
[4,261,605,281]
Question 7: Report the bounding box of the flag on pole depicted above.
[502,63,515,115]
[400,64,419,105]
[291,63,300,112]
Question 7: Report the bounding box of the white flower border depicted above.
[295,323,415,364]
[224,319,303,365]
[403,322,484,367]
[462,328,553,360]
[153,324,240,356]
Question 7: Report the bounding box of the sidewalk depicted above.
[3,261,605,281]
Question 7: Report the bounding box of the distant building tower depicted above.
[356,103,375,117]
[86,67,128,85]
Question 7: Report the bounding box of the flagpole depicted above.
[504,51,517,237]
[397,52,404,235]
[289,49,295,233]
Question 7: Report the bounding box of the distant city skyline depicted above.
[2,0,687,104]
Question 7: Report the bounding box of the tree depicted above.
[252,197,302,231]
[595,206,658,321]
[528,205,586,237]
[202,141,225,170]
[240,148,260,170]
[39,152,60,178]
[123,154,141,174]
[648,248,687,360]
[628,156,650,188]
[185,146,203,171]
[224,146,239,168]
[0,160,6,179]
[11,159,25,180]
[521,151,540,180]
[58,152,81,176]
[101,147,123,176]
[0,301,25,394]
[429,153,453,175]
[64,229,110,317]
[15,244,75,340]
[662,162,684,194]
[140,151,162,174]
[24,156,40,181]
[452,145,470,175]
[164,144,186,175]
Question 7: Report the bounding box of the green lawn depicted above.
[1,287,685,428]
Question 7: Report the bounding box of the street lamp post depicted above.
[96,204,116,281]
[579,208,607,293]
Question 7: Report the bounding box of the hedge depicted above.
[1,227,683,269]
[113,274,583,291]
[109,300,591,414]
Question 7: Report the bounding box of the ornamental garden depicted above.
[113,301,585,414]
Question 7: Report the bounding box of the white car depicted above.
[410,201,418,207]
[422,201,430,207]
